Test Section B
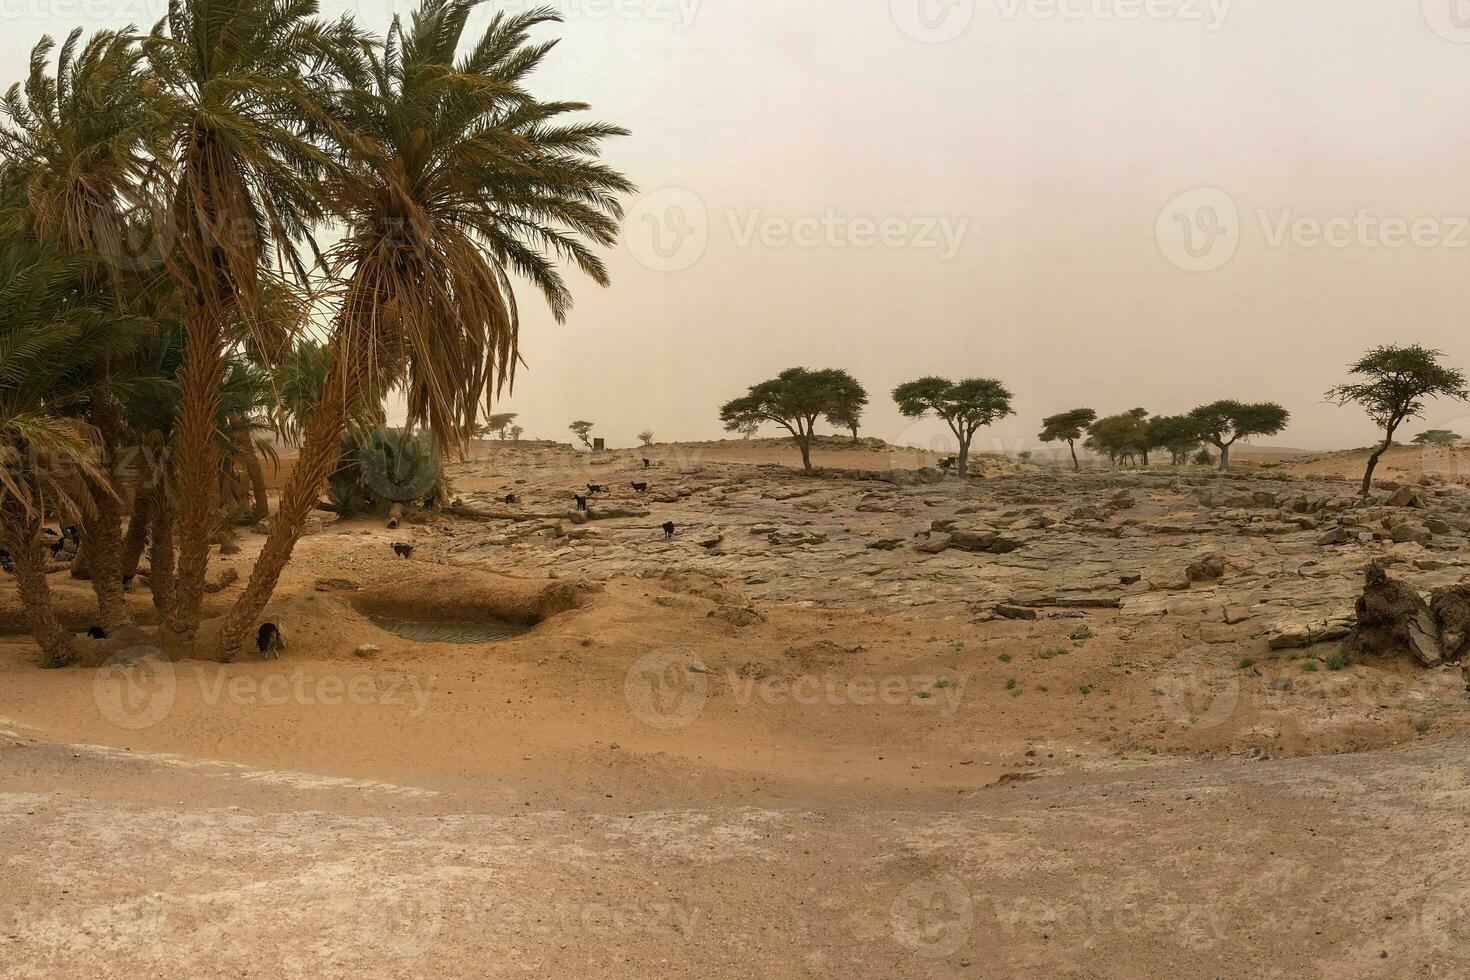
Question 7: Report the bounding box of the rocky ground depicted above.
[4,439,1470,978]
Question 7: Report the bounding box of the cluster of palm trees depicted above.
[0,0,630,665]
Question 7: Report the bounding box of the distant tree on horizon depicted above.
[1084,409,1149,467]
[569,420,595,449]
[508,425,524,442]
[892,376,1015,477]
[480,412,519,440]
[720,367,868,472]
[1147,414,1205,465]
[823,370,869,440]
[637,429,655,447]
[1413,429,1462,446]
[1188,400,1290,473]
[1038,408,1097,470]
[1328,345,1468,496]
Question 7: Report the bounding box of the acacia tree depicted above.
[1412,429,1461,446]
[569,421,595,449]
[1188,400,1289,473]
[1038,408,1096,471]
[1084,409,1149,466]
[481,413,518,440]
[1146,415,1204,465]
[637,429,655,446]
[892,376,1014,477]
[1327,345,1468,497]
[824,370,868,440]
[721,367,869,472]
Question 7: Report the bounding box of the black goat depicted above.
[392,542,415,559]
[256,622,285,658]
[503,493,519,505]
[586,483,603,494]
[631,482,649,493]
[662,521,676,540]
[86,625,107,640]
[574,494,588,512]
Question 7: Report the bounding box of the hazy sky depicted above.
[6,0,1470,454]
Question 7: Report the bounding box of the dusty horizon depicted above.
[9,0,1470,451]
[408,0,1470,453]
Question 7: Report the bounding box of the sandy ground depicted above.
[4,438,1470,978]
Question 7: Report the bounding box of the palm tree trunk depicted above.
[165,304,226,646]
[81,386,131,630]
[241,435,271,522]
[1,514,76,668]
[216,359,358,659]
[148,483,177,622]
[121,488,153,578]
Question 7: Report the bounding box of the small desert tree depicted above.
[1327,345,1468,496]
[892,376,1015,477]
[1085,409,1149,467]
[1147,415,1204,465]
[569,420,595,449]
[482,412,518,440]
[824,369,869,440]
[1188,400,1289,473]
[1038,408,1097,470]
[720,367,867,472]
[507,425,524,442]
[1413,429,1461,446]
[637,429,655,447]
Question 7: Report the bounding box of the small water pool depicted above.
[366,613,525,644]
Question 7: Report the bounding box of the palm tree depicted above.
[217,0,631,656]
[0,29,159,631]
[140,0,347,647]
[0,243,146,666]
